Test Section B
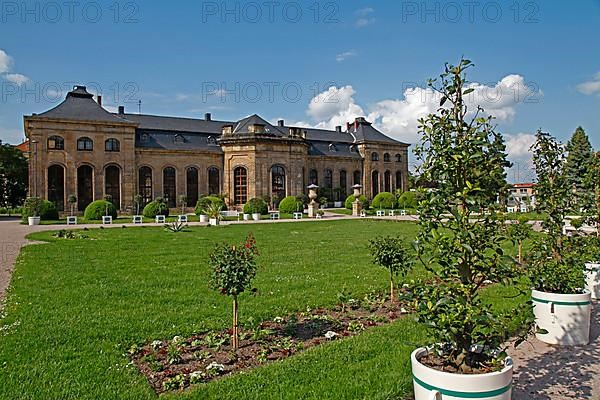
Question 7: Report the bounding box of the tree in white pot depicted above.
[203,202,222,226]
[407,58,532,400]
[527,130,591,345]
[23,196,43,226]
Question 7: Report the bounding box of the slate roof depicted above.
[349,117,409,145]
[231,114,286,136]
[135,130,222,152]
[30,86,134,124]
[308,141,362,158]
[121,114,229,133]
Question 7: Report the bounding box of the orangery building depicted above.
[24,86,410,213]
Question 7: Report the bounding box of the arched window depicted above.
[138,167,153,206]
[371,152,379,161]
[48,135,64,150]
[163,167,176,208]
[395,153,402,162]
[384,170,391,192]
[208,167,220,195]
[271,165,286,201]
[396,171,403,192]
[353,170,361,186]
[48,165,65,211]
[234,167,248,205]
[309,169,318,185]
[372,170,379,197]
[207,136,217,145]
[105,138,120,152]
[105,165,121,209]
[339,170,347,198]
[77,165,93,211]
[324,169,333,189]
[77,137,93,151]
[186,167,199,207]
[384,153,391,162]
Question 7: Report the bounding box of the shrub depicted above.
[278,196,304,214]
[84,200,117,220]
[195,196,226,215]
[344,194,369,210]
[368,236,413,302]
[397,191,418,209]
[143,198,169,218]
[21,197,59,221]
[371,192,396,209]
[243,198,268,215]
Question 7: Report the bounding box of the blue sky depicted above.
[1,0,599,180]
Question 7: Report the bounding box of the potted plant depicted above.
[244,198,267,221]
[204,203,222,226]
[408,59,529,400]
[23,197,43,226]
[528,130,591,345]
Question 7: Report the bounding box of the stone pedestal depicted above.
[352,200,362,217]
[308,201,319,218]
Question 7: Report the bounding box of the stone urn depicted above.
[307,184,319,218]
[352,184,363,216]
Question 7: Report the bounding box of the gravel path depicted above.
[0,216,598,398]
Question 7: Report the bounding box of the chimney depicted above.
[278,119,285,127]
[346,122,351,132]
[335,125,342,132]
[205,113,212,121]
[97,95,102,106]
[118,106,125,114]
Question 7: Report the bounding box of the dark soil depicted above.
[130,294,410,393]
[418,352,500,375]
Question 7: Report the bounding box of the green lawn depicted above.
[0,219,525,400]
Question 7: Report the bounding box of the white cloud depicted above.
[577,71,600,95]
[335,50,358,63]
[4,73,29,86]
[355,7,375,27]
[0,49,12,74]
[505,133,537,182]
[302,74,540,145]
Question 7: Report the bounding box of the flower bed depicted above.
[130,293,406,393]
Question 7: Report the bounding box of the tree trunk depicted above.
[389,271,395,303]
[232,295,238,350]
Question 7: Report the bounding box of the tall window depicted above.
[77,137,93,151]
[396,171,403,192]
[339,170,347,198]
[78,165,93,211]
[208,167,220,195]
[186,167,199,207]
[324,169,333,189]
[309,169,318,185]
[353,170,361,186]
[105,138,120,152]
[139,167,153,206]
[105,165,121,209]
[163,167,176,208]
[271,165,286,202]
[384,170,391,192]
[48,165,65,211]
[48,135,64,150]
[234,167,248,205]
[371,152,379,161]
[372,170,379,197]
[384,153,391,162]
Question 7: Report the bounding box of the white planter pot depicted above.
[252,213,261,221]
[585,263,600,300]
[334,201,343,208]
[532,289,591,345]
[209,218,219,226]
[411,347,513,400]
[28,216,40,226]
[243,213,250,221]
[199,214,208,223]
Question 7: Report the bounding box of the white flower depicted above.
[172,336,184,345]
[324,331,339,340]
[189,370,205,384]
[273,316,284,323]
[206,362,225,372]
[151,340,163,349]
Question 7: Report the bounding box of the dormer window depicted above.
[173,134,185,144]
[222,125,233,135]
[248,124,265,134]
[140,133,149,143]
[329,143,337,152]
[207,136,217,145]
[48,135,64,150]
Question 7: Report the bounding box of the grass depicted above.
[0,219,525,400]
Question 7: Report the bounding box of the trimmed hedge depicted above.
[194,196,226,215]
[278,196,304,214]
[143,199,170,218]
[84,200,117,220]
[21,198,59,222]
[372,192,396,209]
[344,194,370,210]
[398,191,418,209]
[243,198,268,215]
